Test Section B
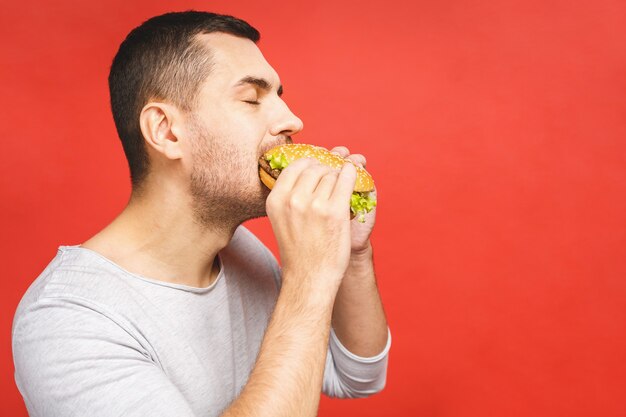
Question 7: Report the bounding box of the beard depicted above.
[188,116,268,232]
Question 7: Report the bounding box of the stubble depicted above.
[188,116,268,232]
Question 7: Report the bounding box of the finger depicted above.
[292,163,332,195]
[330,162,357,206]
[330,146,350,158]
[345,153,366,168]
[273,158,317,192]
[313,170,340,200]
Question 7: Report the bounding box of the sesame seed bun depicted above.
[258,144,375,192]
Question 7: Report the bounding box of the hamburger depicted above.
[259,144,377,222]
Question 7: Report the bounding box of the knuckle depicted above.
[312,199,335,219]
[265,194,280,211]
[289,195,306,212]
[310,198,327,214]
[349,154,366,166]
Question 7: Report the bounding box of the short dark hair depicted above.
[108,11,260,192]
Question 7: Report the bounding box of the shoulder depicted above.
[12,246,146,345]
[12,292,161,416]
[11,249,155,390]
[225,225,274,261]
[229,225,269,252]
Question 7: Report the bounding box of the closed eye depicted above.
[243,100,261,106]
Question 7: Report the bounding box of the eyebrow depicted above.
[234,76,283,97]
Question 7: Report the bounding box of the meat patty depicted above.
[258,156,282,179]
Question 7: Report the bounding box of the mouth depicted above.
[259,136,293,158]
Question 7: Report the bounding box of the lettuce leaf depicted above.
[267,153,290,170]
[351,191,377,223]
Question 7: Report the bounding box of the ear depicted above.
[139,102,184,160]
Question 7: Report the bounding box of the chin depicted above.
[232,182,270,222]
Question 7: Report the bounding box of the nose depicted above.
[269,99,304,138]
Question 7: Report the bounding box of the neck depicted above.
[81,181,237,288]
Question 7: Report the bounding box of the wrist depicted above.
[346,243,375,280]
[350,241,373,261]
[280,268,342,308]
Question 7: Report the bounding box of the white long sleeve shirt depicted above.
[12,226,391,417]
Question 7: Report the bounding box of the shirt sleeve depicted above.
[242,227,392,399]
[12,296,197,417]
[322,326,392,398]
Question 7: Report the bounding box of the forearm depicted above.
[221,273,336,417]
[331,243,389,357]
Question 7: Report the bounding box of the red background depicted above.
[2,0,625,416]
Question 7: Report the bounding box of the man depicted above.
[12,11,390,417]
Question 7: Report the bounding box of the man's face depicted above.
[185,33,303,229]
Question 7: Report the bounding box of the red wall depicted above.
[2,1,625,416]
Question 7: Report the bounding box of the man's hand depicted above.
[326,146,389,358]
[222,151,386,417]
[231,157,358,417]
[329,146,377,253]
[265,157,358,295]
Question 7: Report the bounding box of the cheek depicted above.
[193,106,266,157]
